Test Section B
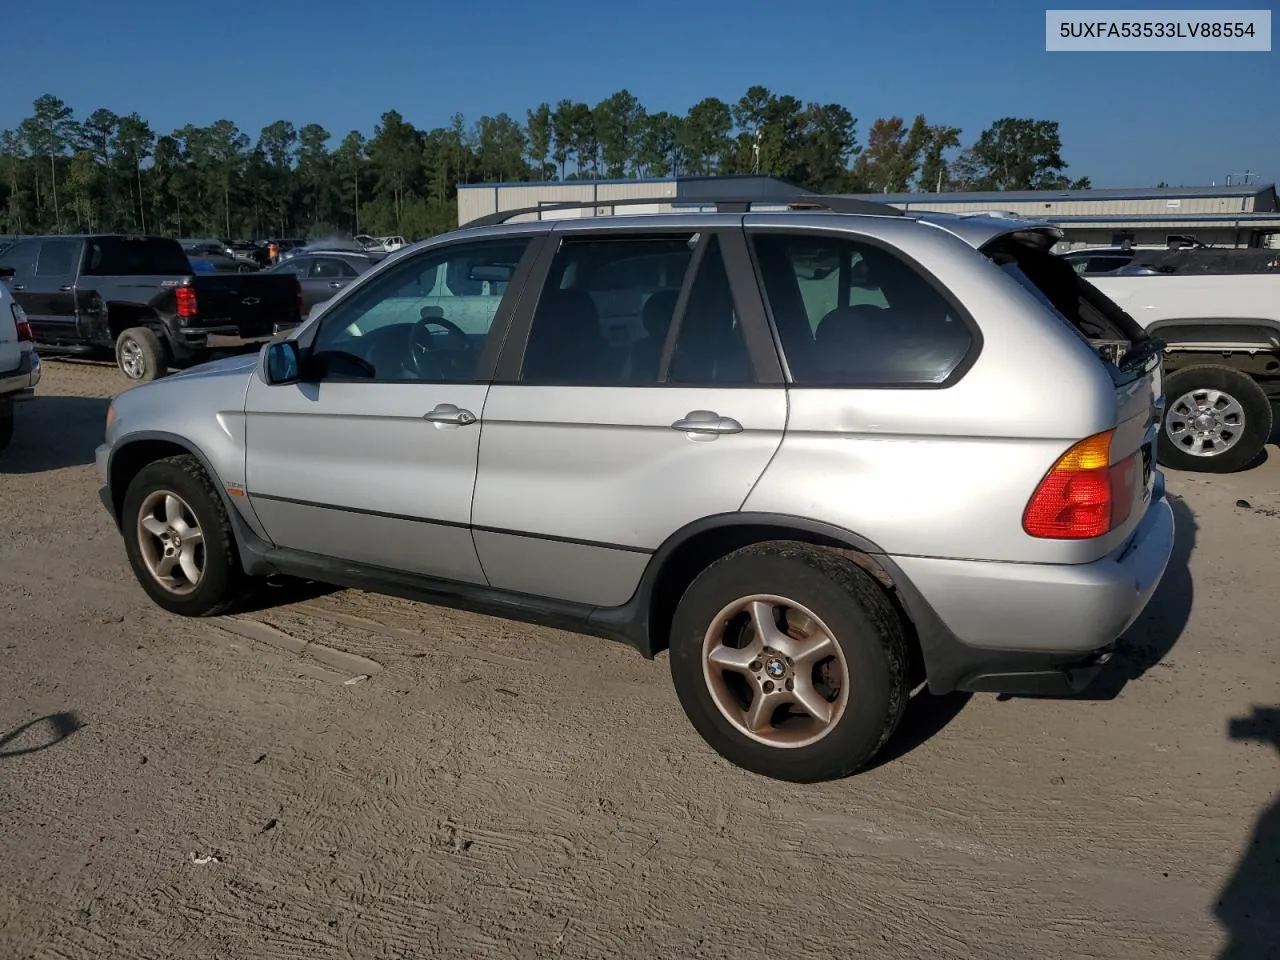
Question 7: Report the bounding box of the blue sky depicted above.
[3,0,1275,188]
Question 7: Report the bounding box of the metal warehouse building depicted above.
[457,177,1280,249]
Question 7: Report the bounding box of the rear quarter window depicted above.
[751,232,974,387]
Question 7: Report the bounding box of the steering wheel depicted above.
[407,316,475,379]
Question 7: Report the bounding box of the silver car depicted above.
[95,196,1174,782]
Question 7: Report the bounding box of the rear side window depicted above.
[520,234,696,384]
[36,239,80,278]
[84,238,191,276]
[752,232,973,386]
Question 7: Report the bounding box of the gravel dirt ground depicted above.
[1,359,1277,960]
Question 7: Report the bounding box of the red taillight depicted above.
[1023,430,1140,539]
[176,285,198,318]
[11,304,31,342]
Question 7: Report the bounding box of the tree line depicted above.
[0,88,1089,242]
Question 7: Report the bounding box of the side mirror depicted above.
[264,340,301,385]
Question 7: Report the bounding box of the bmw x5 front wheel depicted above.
[121,454,246,616]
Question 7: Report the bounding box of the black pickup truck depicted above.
[0,235,302,381]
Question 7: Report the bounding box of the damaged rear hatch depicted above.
[923,213,1164,545]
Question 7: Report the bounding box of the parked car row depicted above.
[94,195,1175,782]
[0,234,303,382]
[355,234,407,253]
[266,250,381,317]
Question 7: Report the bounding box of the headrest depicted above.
[815,304,888,346]
[534,289,599,335]
[642,290,680,339]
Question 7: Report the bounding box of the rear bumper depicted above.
[892,477,1175,695]
[0,350,40,400]
[177,321,299,351]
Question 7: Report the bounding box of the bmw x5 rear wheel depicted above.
[669,542,909,782]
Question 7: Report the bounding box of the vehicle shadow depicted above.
[0,394,110,474]
[869,690,973,770]
[1074,492,1197,700]
[233,576,341,613]
[0,712,84,759]
[1214,706,1280,959]
[1235,404,1279,470]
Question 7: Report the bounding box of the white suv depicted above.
[0,275,40,452]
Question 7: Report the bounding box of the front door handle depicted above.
[10,283,24,291]
[59,284,73,292]
[671,410,743,436]
[328,281,345,289]
[424,402,477,426]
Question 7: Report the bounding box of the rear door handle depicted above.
[10,283,24,291]
[671,410,743,436]
[424,402,477,427]
[59,284,72,292]
[328,281,345,289]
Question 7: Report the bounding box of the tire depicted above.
[121,454,246,616]
[668,542,910,782]
[1158,364,1272,474]
[0,400,13,453]
[115,326,168,382]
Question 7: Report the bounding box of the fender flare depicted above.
[594,512,945,665]
[104,430,276,575]
[1148,317,1280,350]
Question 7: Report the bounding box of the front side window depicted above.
[308,238,529,382]
[271,259,308,277]
[0,240,38,278]
[36,239,79,278]
[752,232,973,386]
[521,234,696,384]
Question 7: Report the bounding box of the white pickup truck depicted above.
[1082,250,1280,473]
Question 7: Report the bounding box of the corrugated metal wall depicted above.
[456,188,498,226]
[457,182,1274,249]
[458,180,680,225]
[895,196,1256,216]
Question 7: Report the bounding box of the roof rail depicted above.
[463,193,904,227]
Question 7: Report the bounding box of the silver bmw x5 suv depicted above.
[96,195,1174,782]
